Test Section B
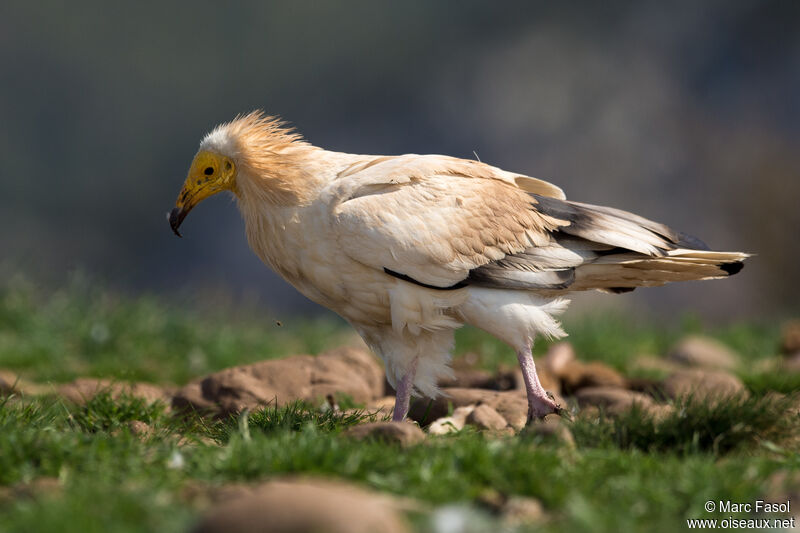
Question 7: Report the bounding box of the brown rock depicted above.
[363,396,396,417]
[487,368,524,392]
[490,365,558,395]
[626,377,664,397]
[127,420,153,438]
[560,361,626,394]
[181,480,253,507]
[628,355,684,375]
[173,347,384,416]
[0,370,19,395]
[466,404,508,431]
[408,388,530,431]
[533,365,561,395]
[521,415,575,448]
[667,335,739,370]
[344,422,425,446]
[575,387,656,415]
[783,353,800,373]
[312,346,385,400]
[0,370,52,396]
[781,320,800,356]
[541,343,623,395]
[191,478,410,533]
[437,368,495,389]
[58,379,169,406]
[661,369,747,404]
[502,496,546,525]
[172,381,215,415]
[542,342,576,376]
[428,406,475,435]
[441,365,545,393]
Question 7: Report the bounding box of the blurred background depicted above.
[1,1,798,321]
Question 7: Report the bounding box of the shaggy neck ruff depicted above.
[200,111,323,207]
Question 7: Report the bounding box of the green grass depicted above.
[0,279,798,532]
[454,312,782,373]
[0,275,351,384]
[0,395,795,533]
[570,394,800,455]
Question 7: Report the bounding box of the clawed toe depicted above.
[551,403,572,422]
[526,394,571,424]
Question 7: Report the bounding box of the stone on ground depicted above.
[465,404,508,431]
[437,368,496,389]
[559,360,626,394]
[428,406,475,435]
[541,342,625,394]
[344,421,425,446]
[666,335,739,370]
[520,414,575,448]
[782,353,800,372]
[123,420,158,440]
[628,355,684,375]
[502,496,546,525]
[542,342,576,376]
[575,387,657,416]
[172,346,384,416]
[0,370,57,397]
[781,320,800,356]
[58,378,170,406]
[408,388,529,431]
[190,478,410,533]
[661,369,747,404]
[362,395,396,416]
[0,370,25,395]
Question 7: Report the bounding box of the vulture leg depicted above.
[516,343,563,422]
[392,357,419,422]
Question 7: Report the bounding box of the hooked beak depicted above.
[168,182,201,238]
[167,180,215,238]
[168,150,236,238]
[168,206,188,237]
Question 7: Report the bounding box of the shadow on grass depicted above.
[60,390,800,458]
[570,393,800,455]
[69,392,168,433]
[743,371,800,396]
[210,400,388,443]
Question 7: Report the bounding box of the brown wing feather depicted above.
[470,195,748,293]
[332,156,747,293]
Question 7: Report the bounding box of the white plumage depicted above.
[169,111,748,423]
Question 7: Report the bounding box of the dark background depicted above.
[2,1,798,320]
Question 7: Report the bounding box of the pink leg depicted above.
[392,358,419,422]
[516,344,562,422]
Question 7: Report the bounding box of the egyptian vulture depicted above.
[169,111,747,423]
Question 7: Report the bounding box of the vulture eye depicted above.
[204,167,214,175]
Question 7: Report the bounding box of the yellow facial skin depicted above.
[168,150,236,237]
